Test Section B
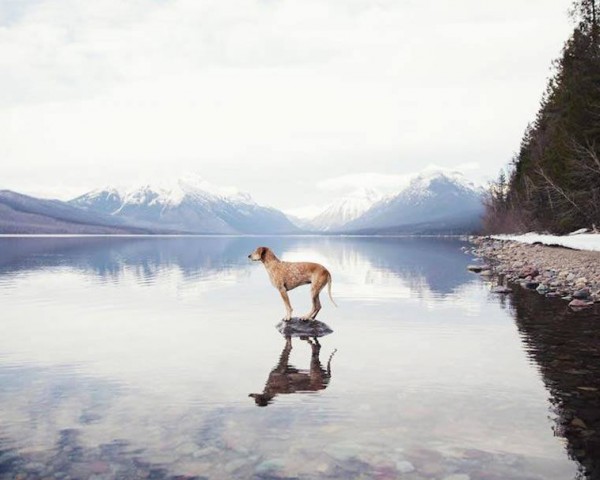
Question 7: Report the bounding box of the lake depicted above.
[0,236,597,479]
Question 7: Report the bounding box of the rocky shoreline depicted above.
[468,237,600,310]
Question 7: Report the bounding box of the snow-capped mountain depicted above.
[70,175,298,234]
[340,171,484,233]
[310,188,383,231]
[0,190,152,234]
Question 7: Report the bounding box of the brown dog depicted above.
[248,246,337,320]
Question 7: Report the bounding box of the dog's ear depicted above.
[259,247,267,260]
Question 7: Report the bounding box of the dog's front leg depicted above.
[278,288,293,321]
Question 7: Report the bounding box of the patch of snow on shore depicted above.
[491,233,600,252]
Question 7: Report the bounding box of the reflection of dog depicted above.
[248,246,337,320]
[249,336,336,407]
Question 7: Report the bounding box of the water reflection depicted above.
[0,236,474,299]
[0,237,585,479]
[250,336,336,407]
[509,287,600,479]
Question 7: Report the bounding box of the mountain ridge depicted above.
[1,171,484,235]
[291,171,484,234]
[69,175,298,234]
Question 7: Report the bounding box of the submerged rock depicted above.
[536,284,549,294]
[467,264,490,273]
[276,318,333,338]
[395,460,415,474]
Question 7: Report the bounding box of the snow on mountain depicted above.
[340,171,484,233]
[0,190,152,234]
[310,188,383,231]
[70,175,297,234]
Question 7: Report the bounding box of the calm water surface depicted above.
[0,236,596,479]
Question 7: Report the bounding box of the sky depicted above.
[0,0,574,214]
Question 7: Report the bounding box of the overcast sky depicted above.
[0,0,573,212]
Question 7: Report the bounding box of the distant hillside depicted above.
[485,0,600,234]
[310,189,383,231]
[0,190,150,234]
[70,175,298,234]
[340,172,483,233]
[1,172,483,235]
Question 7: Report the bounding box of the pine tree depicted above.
[483,0,600,233]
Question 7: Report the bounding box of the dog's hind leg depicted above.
[309,289,322,320]
[301,286,321,321]
[306,278,326,320]
[279,288,293,321]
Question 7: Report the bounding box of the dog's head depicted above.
[248,246,268,261]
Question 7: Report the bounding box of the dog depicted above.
[249,335,336,407]
[248,246,337,320]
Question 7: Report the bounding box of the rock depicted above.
[89,462,109,474]
[567,273,576,282]
[255,459,285,474]
[573,288,591,299]
[276,318,333,338]
[467,265,490,273]
[576,277,588,285]
[479,269,493,276]
[519,266,539,278]
[225,458,250,473]
[395,461,415,474]
[536,284,549,294]
[524,281,539,290]
[569,299,594,310]
[443,475,471,480]
[546,292,562,298]
[491,286,512,294]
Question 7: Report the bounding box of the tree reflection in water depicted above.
[509,287,600,479]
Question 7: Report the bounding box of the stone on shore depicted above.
[573,288,591,300]
[569,299,594,310]
[470,236,600,307]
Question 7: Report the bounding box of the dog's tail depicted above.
[327,272,338,307]
[327,348,338,376]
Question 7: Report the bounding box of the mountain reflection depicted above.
[0,236,474,297]
[249,336,336,407]
[509,287,600,479]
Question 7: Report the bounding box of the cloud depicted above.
[283,204,327,219]
[317,172,413,193]
[0,0,573,209]
[317,163,482,194]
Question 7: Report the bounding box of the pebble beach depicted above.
[469,237,600,309]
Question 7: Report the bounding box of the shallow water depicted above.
[0,236,596,479]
